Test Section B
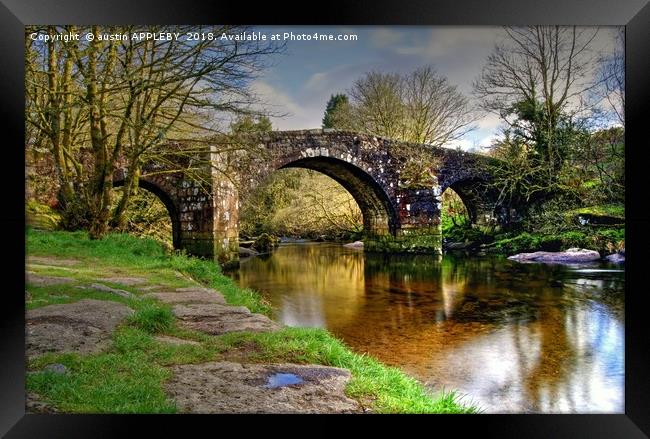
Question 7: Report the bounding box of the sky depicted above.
[245,26,621,151]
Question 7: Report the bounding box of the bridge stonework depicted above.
[117,129,504,266]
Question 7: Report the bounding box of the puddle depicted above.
[265,373,304,388]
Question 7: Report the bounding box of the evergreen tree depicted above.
[322,94,352,129]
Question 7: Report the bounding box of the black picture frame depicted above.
[2,0,648,436]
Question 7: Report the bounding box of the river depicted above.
[228,242,624,413]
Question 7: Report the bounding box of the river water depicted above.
[228,242,624,413]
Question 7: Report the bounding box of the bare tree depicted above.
[348,67,475,147]
[349,71,405,140]
[25,25,283,238]
[402,66,475,146]
[595,28,624,126]
[474,26,600,180]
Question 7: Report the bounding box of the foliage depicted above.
[26,199,62,231]
[322,94,354,129]
[239,169,363,240]
[111,188,173,250]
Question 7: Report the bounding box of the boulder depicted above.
[605,252,625,264]
[508,248,601,263]
[343,241,364,249]
[239,246,260,257]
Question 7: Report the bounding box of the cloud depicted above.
[394,27,501,58]
[250,80,302,116]
[369,28,405,47]
[304,71,330,91]
[250,80,328,130]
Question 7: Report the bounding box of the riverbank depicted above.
[25,229,478,414]
[442,204,624,259]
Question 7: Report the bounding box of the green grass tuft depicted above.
[128,301,174,334]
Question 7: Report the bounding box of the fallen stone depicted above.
[144,290,226,305]
[508,248,601,263]
[445,241,477,251]
[154,335,201,346]
[26,299,133,358]
[138,285,165,292]
[172,303,280,335]
[605,252,625,264]
[26,272,75,287]
[165,362,360,414]
[343,241,364,249]
[43,363,67,374]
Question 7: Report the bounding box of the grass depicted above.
[27,228,271,315]
[568,203,625,219]
[25,228,479,414]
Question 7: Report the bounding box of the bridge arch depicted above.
[113,178,182,249]
[278,156,398,236]
[441,177,498,226]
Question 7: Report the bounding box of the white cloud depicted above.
[250,80,303,116]
[250,80,328,130]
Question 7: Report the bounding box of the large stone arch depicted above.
[278,156,398,236]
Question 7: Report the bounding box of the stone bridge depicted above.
[114,129,506,266]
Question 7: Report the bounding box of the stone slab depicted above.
[172,303,280,335]
[26,272,74,287]
[143,289,226,305]
[165,361,360,413]
[26,299,133,357]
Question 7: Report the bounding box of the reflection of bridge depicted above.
[114,129,506,265]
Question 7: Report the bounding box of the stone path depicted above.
[166,362,360,413]
[25,265,361,414]
[26,272,74,287]
[26,299,133,357]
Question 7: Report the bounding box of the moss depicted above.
[485,227,624,255]
[570,204,624,219]
[251,233,280,252]
[26,200,61,231]
[365,233,442,254]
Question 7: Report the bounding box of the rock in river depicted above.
[508,248,601,264]
[343,241,364,249]
[605,251,625,264]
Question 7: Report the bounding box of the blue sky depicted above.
[245,26,620,151]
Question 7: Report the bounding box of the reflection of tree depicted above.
[235,244,624,412]
[514,295,578,411]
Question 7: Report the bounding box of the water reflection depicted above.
[231,243,624,413]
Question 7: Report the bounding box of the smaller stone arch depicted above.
[442,177,499,226]
[112,178,182,249]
